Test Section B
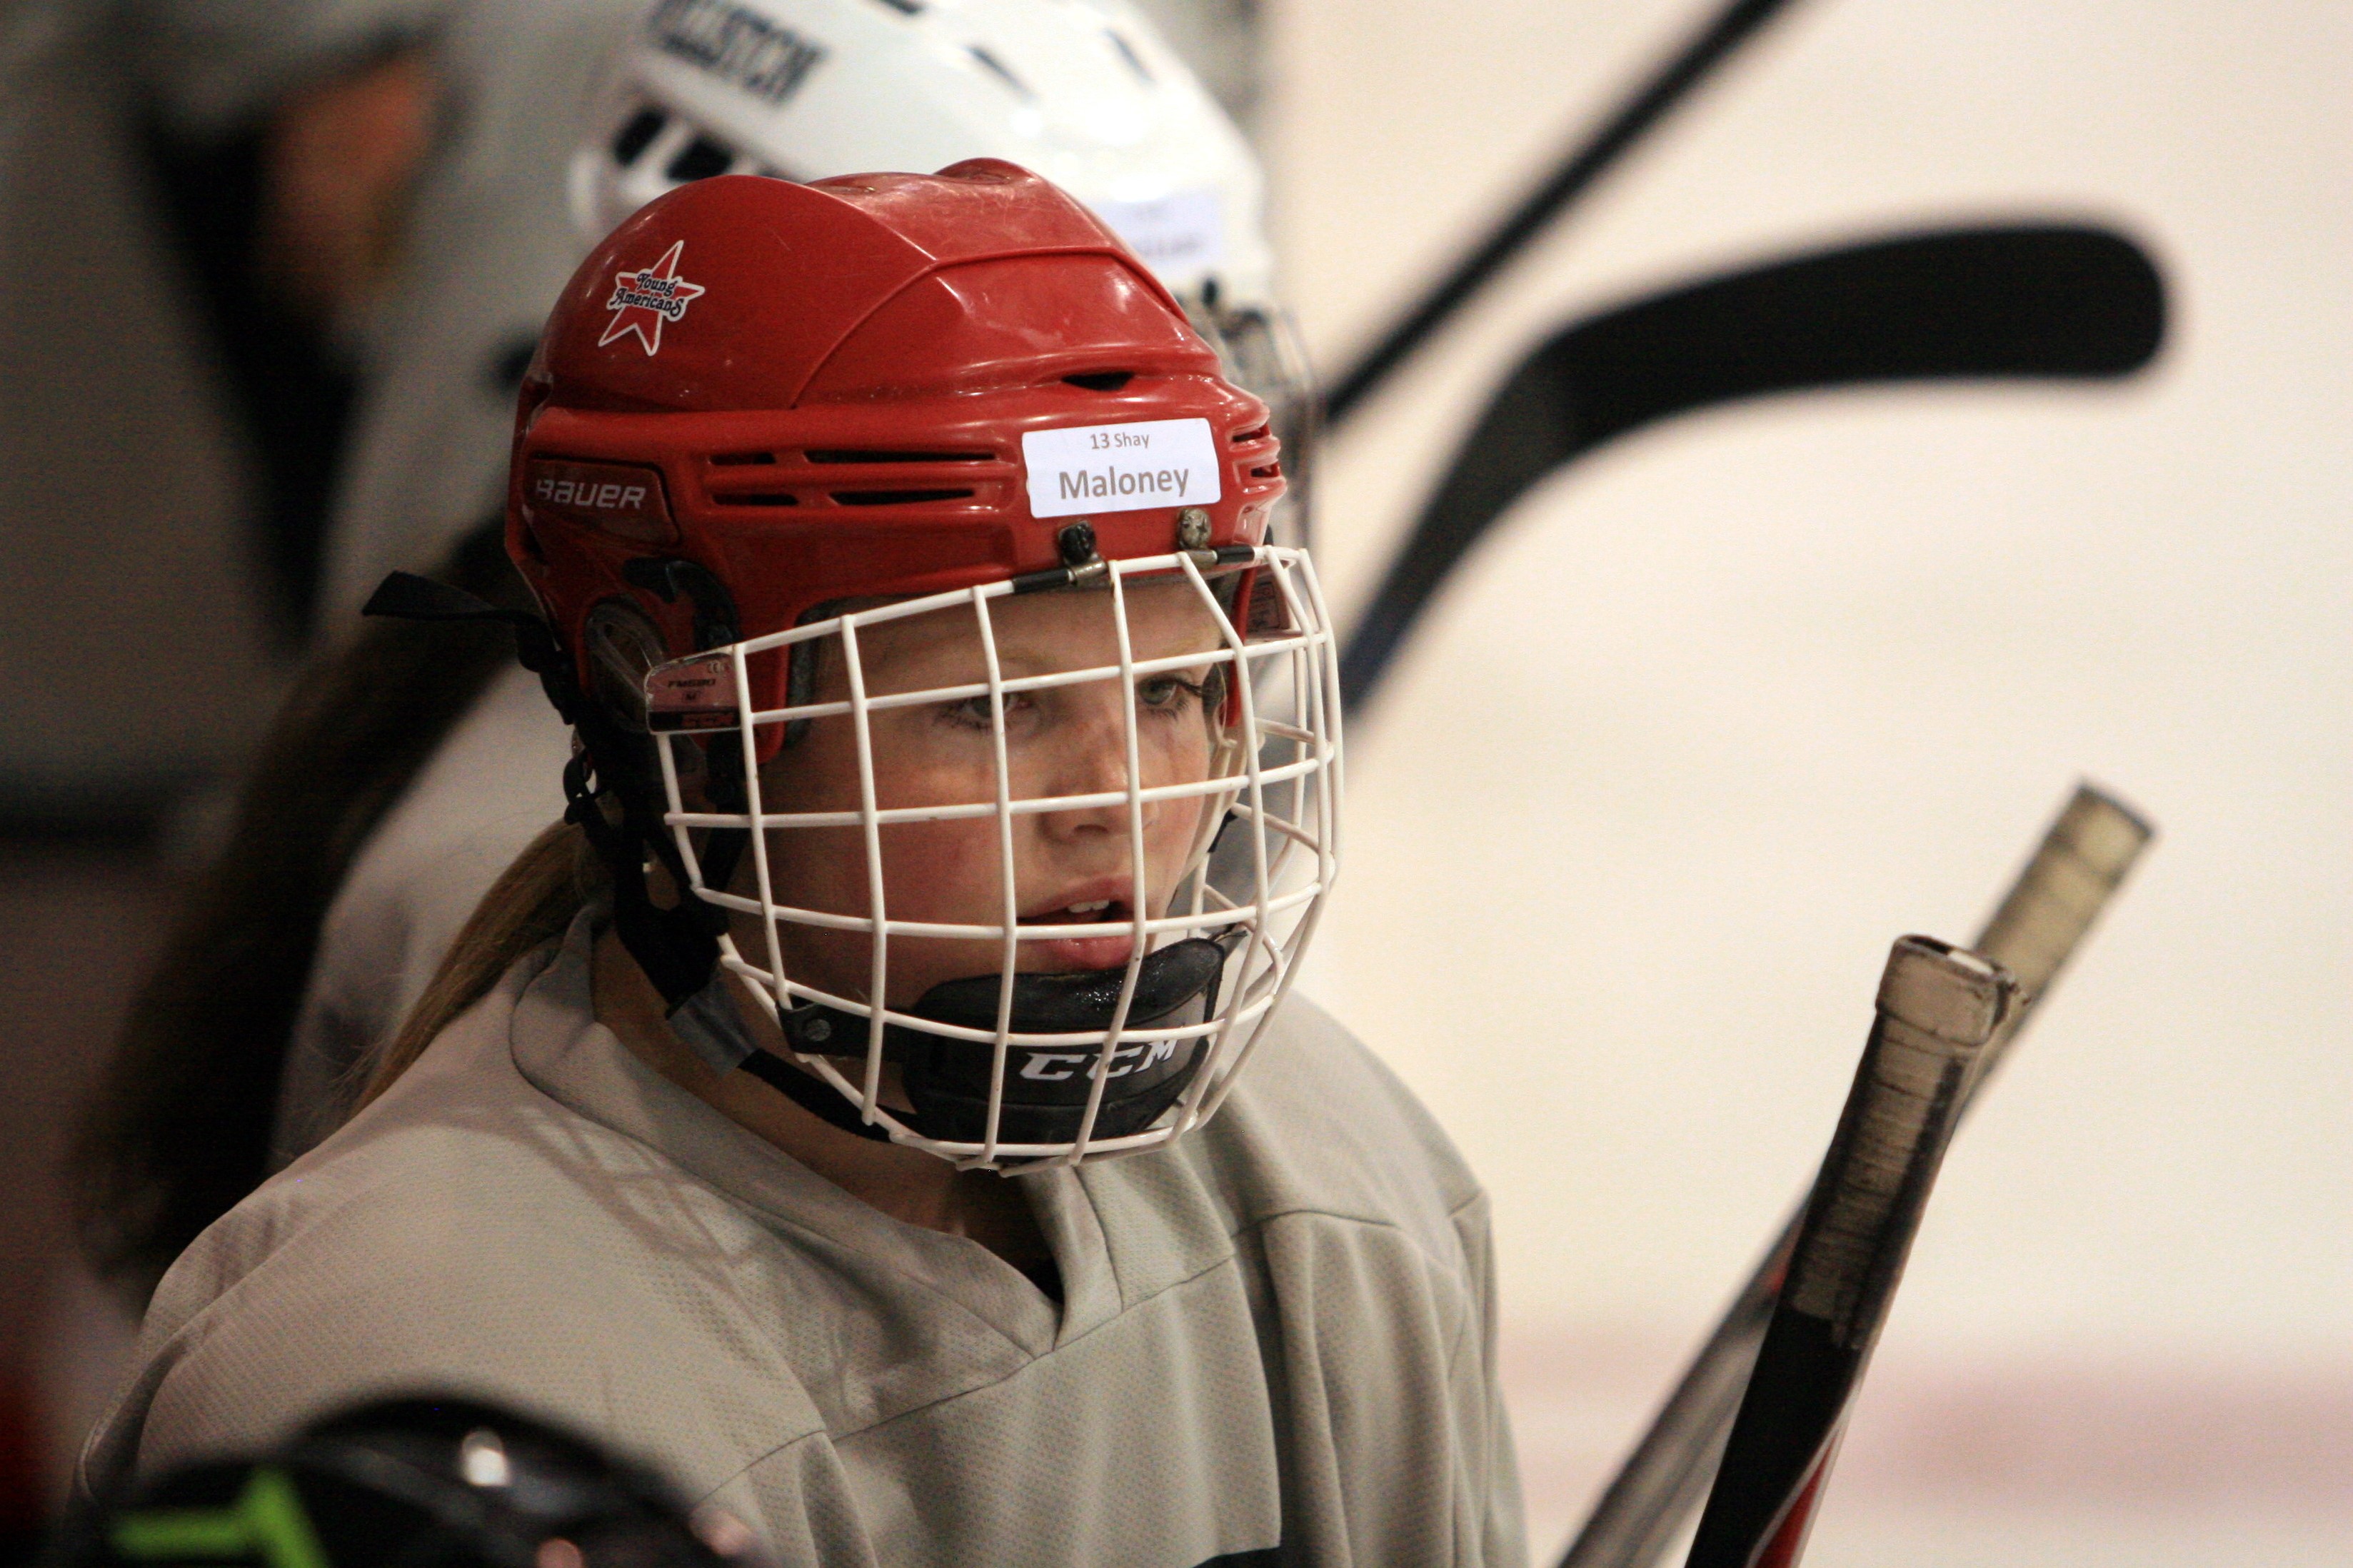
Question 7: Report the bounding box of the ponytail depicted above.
[74,520,531,1304]
[353,818,611,1110]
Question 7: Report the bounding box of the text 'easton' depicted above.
[646,0,826,104]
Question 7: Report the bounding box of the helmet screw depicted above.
[1175,508,1213,551]
[797,1014,831,1045]
[1057,521,1099,566]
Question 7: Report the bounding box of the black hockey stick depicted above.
[1337,223,2165,713]
[1557,783,2153,1568]
[1682,935,2018,1568]
[1325,0,1806,424]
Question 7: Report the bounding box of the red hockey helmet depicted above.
[496,164,1335,1169]
[508,161,1285,738]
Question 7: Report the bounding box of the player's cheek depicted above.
[881,822,1020,1000]
[1141,793,1208,914]
[878,815,1007,924]
[836,735,1006,913]
[864,724,996,810]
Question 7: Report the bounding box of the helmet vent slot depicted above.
[803,449,990,464]
[832,489,975,506]
[1232,423,1270,443]
[1250,463,1281,479]
[711,492,800,507]
[666,135,735,183]
[709,451,777,466]
[966,46,1031,97]
[612,109,666,166]
[1106,31,1153,83]
[1063,371,1134,392]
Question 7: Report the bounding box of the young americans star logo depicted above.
[599,240,708,356]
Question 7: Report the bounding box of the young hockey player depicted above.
[78,0,1312,1302]
[81,167,1522,1568]
[286,0,1311,1162]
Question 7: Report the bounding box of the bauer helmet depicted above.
[323,0,1308,638]
[570,0,1315,545]
[506,166,1340,1167]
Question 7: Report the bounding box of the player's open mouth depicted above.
[1020,885,1138,970]
[1026,898,1122,923]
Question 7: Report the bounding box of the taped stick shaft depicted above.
[1683,938,2015,1568]
[1965,783,2152,1095]
[1555,783,2151,1568]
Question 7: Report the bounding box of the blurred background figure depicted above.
[0,0,409,836]
[0,0,445,1554]
[318,0,1293,638]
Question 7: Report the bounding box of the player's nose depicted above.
[1033,686,1158,843]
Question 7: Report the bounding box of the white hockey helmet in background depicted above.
[569,0,1315,541]
[573,0,1268,299]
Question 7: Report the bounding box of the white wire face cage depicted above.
[641,545,1342,1168]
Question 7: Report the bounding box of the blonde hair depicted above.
[353,819,611,1111]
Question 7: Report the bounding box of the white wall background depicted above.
[1261,0,2349,1559]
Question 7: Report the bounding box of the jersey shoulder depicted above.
[1176,992,1489,1259]
[91,957,825,1494]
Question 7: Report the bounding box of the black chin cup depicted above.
[778,938,1230,1145]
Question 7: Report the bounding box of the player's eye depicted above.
[1137,674,1210,715]
[937,694,995,730]
[935,692,1032,731]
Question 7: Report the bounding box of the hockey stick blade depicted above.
[1682,937,2017,1568]
[1555,783,2152,1568]
[1325,0,1805,425]
[1339,225,2165,713]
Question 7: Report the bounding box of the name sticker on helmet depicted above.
[1021,418,1220,519]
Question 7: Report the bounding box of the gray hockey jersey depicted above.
[85,915,1526,1568]
[274,665,568,1165]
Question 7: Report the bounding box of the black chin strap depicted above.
[736,1049,894,1142]
[558,750,727,1003]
